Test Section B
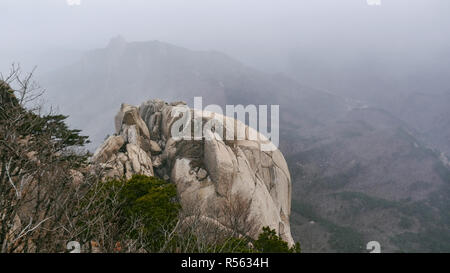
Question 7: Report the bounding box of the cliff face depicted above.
[92,99,294,245]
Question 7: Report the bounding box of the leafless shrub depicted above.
[0,65,88,252]
[217,192,259,239]
[0,65,259,253]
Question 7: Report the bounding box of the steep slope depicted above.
[41,38,450,252]
[385,91,450,156]
[283,108,450,252]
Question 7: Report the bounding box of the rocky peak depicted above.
[91,99,294,245]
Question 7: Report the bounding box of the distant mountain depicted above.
[384,91,450,156]
[41,37,450,252]
[283,107,450,252]
[286,50,450,156]
[42,36,308,146]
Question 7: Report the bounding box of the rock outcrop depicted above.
[92,99,294,245]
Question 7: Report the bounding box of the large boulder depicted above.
[92,104,154,179]
[91,135,125,163]
[92,99,294,245]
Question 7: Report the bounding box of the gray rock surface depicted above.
[92,100,294,245]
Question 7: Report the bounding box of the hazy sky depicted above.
[1,0,449,72]
[2,0,449,150]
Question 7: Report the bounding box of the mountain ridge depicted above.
[41,38,450,252]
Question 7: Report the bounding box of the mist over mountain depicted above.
[2,0,450,253]
[286,47,450,156]
[39,38,450,252]
[41,36,338,148]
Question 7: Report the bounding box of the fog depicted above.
[2,0,450,253]
[1,0,449,74]
[3,0,450,148]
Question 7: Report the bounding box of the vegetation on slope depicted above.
[0,68,299,253]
